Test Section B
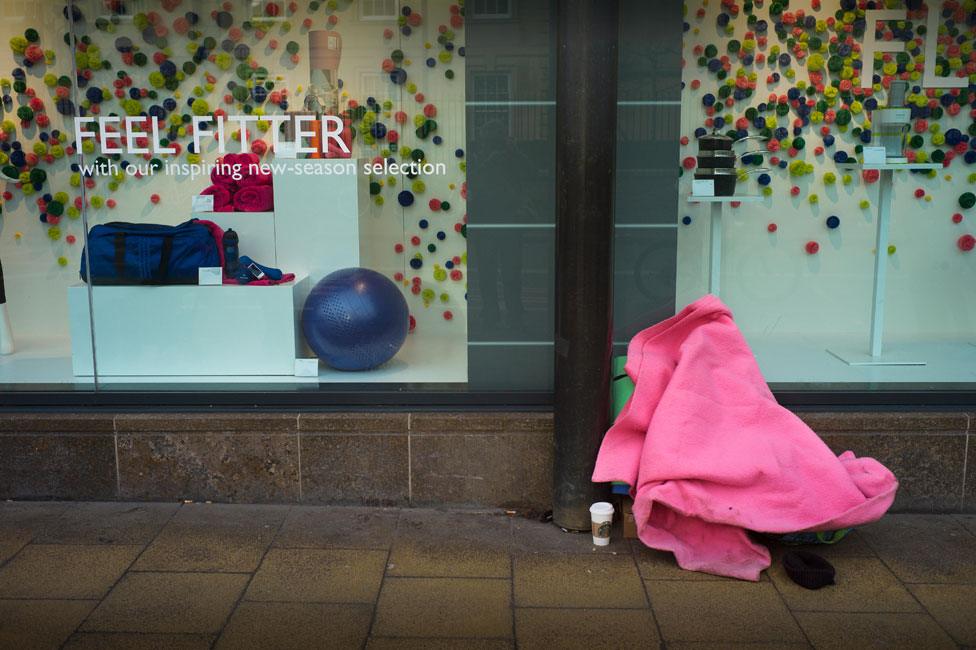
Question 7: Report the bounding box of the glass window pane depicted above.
[673,1,976,390]
[0,0,562,397]
[0,4,96,391]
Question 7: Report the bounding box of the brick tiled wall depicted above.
[0,411,971,512]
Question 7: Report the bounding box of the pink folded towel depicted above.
[210,157,238,187]
[238,170,272,186]
[592,294,897,581]
[233,184,274,212]
[200,184,232,211]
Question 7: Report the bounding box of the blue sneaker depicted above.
[235,256,284,283]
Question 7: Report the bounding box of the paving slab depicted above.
[0,529,29,566]
[857,514,976,583]
[953,514,976,536]
[367,639,513,649]
[372,577,512,638]
[769,556,922,613]
[514,553,646,608]
[0,599,96,648]
[64,632,214,649]
[0,544,141,599]
[216,601,372,649]
[0,501,71,534]
[512,517,628,555]
[245,548,387,603]
[668,641,813,650]
[133,504,286,572]
[646,580,805,644]
[515,607,659,649]
[794,611,958,649]
[82,572,248,634]
[388,509,511,578]
[35,502,178,545]
[908,583,976,646]
[273,506,399,550]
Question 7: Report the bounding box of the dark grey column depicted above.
[552,0,619,530]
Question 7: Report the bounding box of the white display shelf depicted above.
[686,195,764,296]
[68,275,310,377]
[686,195,763,202]
[837,162,943,170]
[192,158,368,288]
[750,338,976,384]
[829,161,943,365]
[0,327,467,384]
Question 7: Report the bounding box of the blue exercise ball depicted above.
[301,267,409,371]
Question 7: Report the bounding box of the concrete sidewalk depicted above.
[0,502,974,649]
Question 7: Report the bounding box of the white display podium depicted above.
[194,158,367,287]
[67,158,369,378]
[68,275,309,377]
[686,194,764,296]
[272,158,366,287]
[827,162,943,366]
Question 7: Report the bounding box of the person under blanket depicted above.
[593,294,897,581]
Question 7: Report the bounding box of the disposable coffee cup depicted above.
[589,502,614,546]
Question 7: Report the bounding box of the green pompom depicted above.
[29,168,46,185]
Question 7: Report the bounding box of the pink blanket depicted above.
[233,184,273,212]
[592,295,897,581]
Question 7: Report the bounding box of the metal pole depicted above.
[869,169,893,358]
[709,202,722,296]
[552,0,619,531]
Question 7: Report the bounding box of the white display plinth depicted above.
[272,158,367,288]
[828,162,942,366]
[68,275,309,376]
[686,194,763,296]
[191,158,368,288]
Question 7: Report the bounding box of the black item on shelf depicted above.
[698,132,734,151]
[694,168,738,196]
[697,133,767,151]
[783,550,836,590]
[697,150,737,169]
[223,228,240,277]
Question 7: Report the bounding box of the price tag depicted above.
[862,146,887,164]
[198,267,223,285]
[294,358,319,377]
[192,194,214,212]
[692,179,715,197]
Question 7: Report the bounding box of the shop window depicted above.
[470,71,514,135]
[471,0,512,20]
[0,0,483,392]
[359,0,398,21]
[667,0,976,389]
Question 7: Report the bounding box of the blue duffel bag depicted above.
[80,219,221,285]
